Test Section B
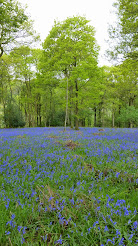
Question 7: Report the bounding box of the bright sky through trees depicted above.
[19,0,116,66]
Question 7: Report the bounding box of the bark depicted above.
[94,107,97,127]
[98,103,102,127]
[49,89,52,127]
[112,111,115,128]
[36,94,41,126]
[75,79,79,130]
[74,57,79,130]
[0,44,4,58]
[129,97,133,128]
[118,105,121,128]
[64,70,69,131]
[69,86,74,128]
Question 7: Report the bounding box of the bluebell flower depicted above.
[104,225,109,232]
[88,227,92,233]
[124,207,129,216]
[21,236,25,244]
[49,196,54,201]
[128,233,134,241]
[11,214,15,220]
[93,221,99,227]
[133,221,138,230]
[55,235,62,244]
[22,226,27,235]
[5,200,10,209]
[119,237,124,245]
[42,234,47,242]
[116,229,121,238]
[17,226,22,233]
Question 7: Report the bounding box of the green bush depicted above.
[117,105,138,127]
[4,102,25,128]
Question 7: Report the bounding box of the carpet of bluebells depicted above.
[0,127,138,246]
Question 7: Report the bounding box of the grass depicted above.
[0,127,138,246]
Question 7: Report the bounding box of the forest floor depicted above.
[0,127,138,245]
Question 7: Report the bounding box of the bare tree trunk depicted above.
[49,89,52,127]
[129,97,133,128]
[64,73,69,131]
[98,103,102,127]
[0,45,4,58]
[75,79,79,130]
[112,111,115,128]
[69,86,74,128]
[94,107,97,127]
[118,105,121,128]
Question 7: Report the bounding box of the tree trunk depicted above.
[118,105,121,128]
[64,72,69,131]
[69,86,74,128]
[75,79,79,130]
[98,103,102,127]
[94,107,97,127]
[0,44,4,58]
[112,110,115,128]
[36,94,41,127]
[129,97,133,128]
[49,89,52,127]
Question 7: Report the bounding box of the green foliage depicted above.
[41,16,99,129]
[117,105,138,127]
[0,6,137,129]
[4,101,25,128]
[108,0,138,61]
[0,0,39,58]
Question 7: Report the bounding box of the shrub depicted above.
[4,102,25,128]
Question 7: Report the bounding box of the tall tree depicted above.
[9,46,38,127]
[41,16,99,130]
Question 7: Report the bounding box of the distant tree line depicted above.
[0,0,137,129]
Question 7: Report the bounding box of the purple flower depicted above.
[21,236,25,244]
[11,214,15,220]
[124,207,129,216]
[119,237,124,245]
[55,235,62,244]
[22,226,27,235]
[17,226,22,232]
[133,221,138,230]
[104,225,109,232]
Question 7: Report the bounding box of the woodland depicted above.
[0,1,138,245]
[0,0,138,130]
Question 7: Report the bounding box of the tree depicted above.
[104,59,138,128]
[108,0,138,62]
[0,54,13,121]
[41,16,99,130]
[0,0,38,58]
[107,0,138,127]
[117,105,138,128]
[9,46,41,127]
[4,100,25,128]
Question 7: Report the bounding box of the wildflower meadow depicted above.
[0,127,138,246]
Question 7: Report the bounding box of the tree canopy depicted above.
[108,0,138,62]
[0,0,38,58]
[41,16,99,129]
[0,2,137,129]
